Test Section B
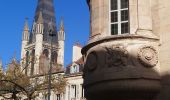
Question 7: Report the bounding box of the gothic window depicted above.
[43,49,49,58]
[81,84,85,98]
[51,51,57,64]
[25,51,29,75]
[56,94,61,100]
[71,85,77,99]
[110,0,129,35]
[30,49,35,75]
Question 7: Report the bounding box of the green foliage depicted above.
[0,58,67,100]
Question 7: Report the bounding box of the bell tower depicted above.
[21,0,65,75]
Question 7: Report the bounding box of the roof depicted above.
[66,57,84,68]
[65,57,84,75]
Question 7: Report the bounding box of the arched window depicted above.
[25,51,29,75]
[43,49,49,58]
[51,51,57,64]
[30,49,35,75]
[110,0,129,35]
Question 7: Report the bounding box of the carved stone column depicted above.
[83,0,161,100]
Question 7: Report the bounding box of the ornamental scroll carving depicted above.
[105,45,128,67]
[138,46,158,67]
[85,52,98,71]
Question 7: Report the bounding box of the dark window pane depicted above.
[121,22,129,34]
[111,12,118,22]
[121,0,128,9]
[111,0,117,10]
[43,49,49,58]
[51,51,57,64]
[111,24,118,35]
[121,10,128,21]
[31,49,35,75]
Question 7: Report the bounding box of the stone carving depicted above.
[105,45,128,67]
[85,52,98,71]
[138,46,158,67]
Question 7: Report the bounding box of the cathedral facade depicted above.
[20,0,85,100]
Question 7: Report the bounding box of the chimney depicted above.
[72,43,82,62]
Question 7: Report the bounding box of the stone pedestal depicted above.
[82,35,161,100]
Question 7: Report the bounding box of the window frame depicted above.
[109,0,129,35]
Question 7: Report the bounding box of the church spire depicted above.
[37,11,43,24]
[34,0,56,32]
[28,0,58,43]
[22,18,29,41]
[57,18,65,67]
[24,18,29,31]
[58,17,65,41]
[35,12,44,34]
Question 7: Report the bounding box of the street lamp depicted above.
[47,21,56,100]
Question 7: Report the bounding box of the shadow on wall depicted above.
[155,74,170,100]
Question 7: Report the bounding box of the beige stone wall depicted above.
[90,0,109,41]
[89,0,156,42]
[72,45,82,62]
[87,0,170,99]
[57,41,65,66]
[153,0,170,100]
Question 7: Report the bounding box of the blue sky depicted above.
[0,0,90,69]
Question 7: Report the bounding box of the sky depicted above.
[0,0,90,69]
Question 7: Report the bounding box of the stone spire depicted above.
[35,11,44,34]
[29,0,58,43]
[22,18,29,41]
[24,18,29,31]
[21,18,29,60]
[37,11,43,24]
[58,18,65,41]
[60,18,64,32]
[57,18,65,67]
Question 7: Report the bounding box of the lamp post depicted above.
[47,22,56,100]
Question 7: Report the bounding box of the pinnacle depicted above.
[37,11,43,24]
[24,18,29,31]
[60,17,64,31]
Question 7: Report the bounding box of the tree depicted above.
[0,57,67,100]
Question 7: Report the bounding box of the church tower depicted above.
[21,18,29,60]
[21,0,65,76]
[57,18,65,67]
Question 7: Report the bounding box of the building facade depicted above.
[82,0,170,100]
[65,44,85,100]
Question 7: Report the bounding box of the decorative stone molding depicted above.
[105,45,128,67]
[138,46,158,67]
[85,52,98,71]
